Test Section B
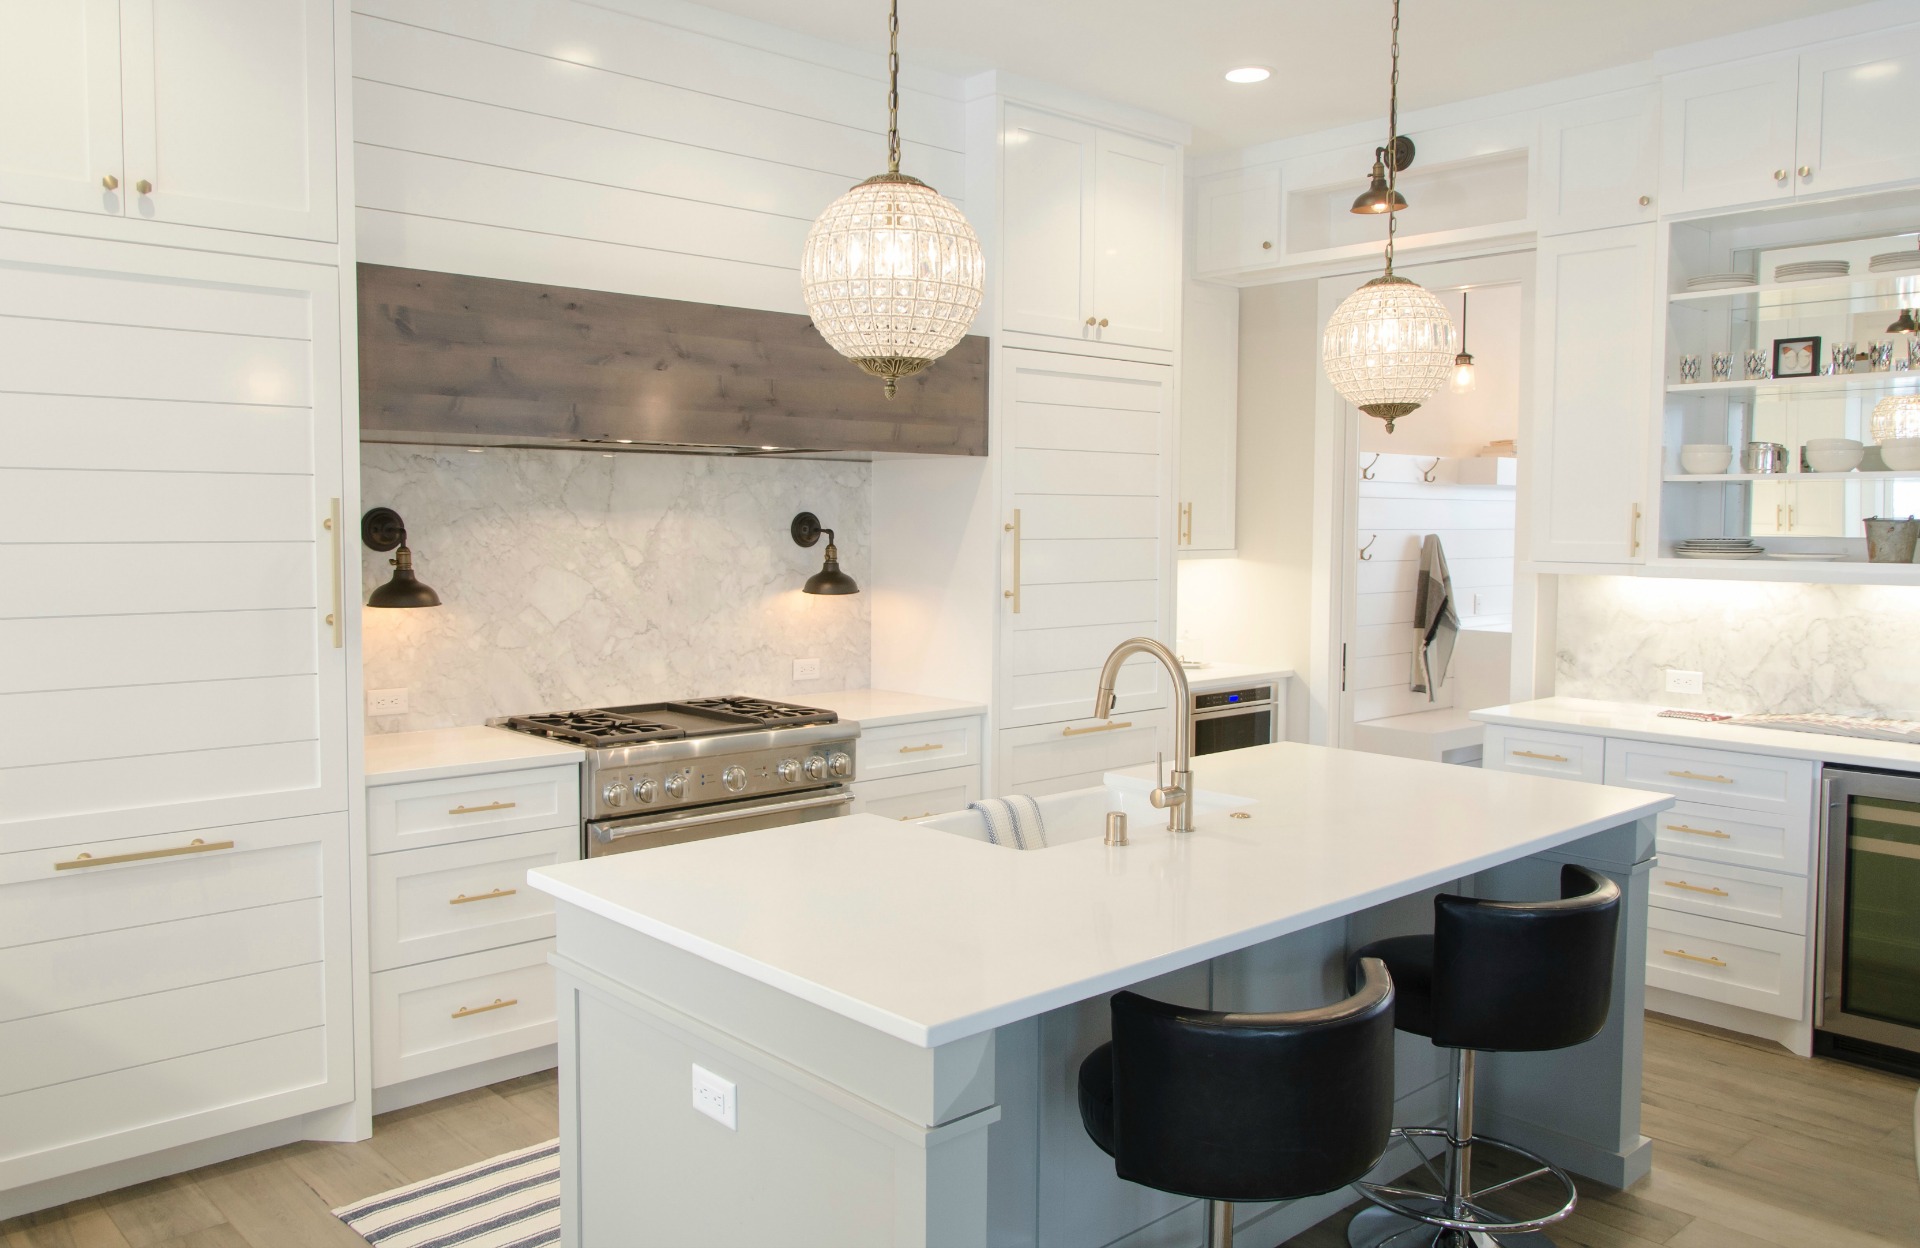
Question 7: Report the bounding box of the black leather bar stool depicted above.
[1077,959,1396,1248]
[1346,864,1622,1248]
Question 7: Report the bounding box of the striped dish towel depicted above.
[333,1138,559,1247]
[969,795,1049,849]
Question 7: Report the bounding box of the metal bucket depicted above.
[1864,517,1920,563]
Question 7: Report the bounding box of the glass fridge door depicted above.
[1839,791,1920,1031]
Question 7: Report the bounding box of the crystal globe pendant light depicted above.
[1871,393,1920,443]
[801,0,983,398]
[1321,0,1456,433]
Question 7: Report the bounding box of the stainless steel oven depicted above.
[588,787,853,856]
[1191,684,1278,757]
[1818,765,1920,1067]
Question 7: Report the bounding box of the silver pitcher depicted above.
[1864,517,1920,563]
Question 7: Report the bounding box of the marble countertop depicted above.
[527,741,1667,1047]
[1472,697,1920,772]
[802,689,987,729]
[366,725,584,785]
[1182,661,1293,692]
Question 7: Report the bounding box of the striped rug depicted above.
[333,1139,560,1248]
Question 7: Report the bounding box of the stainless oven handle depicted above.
[1191,703,1275,721]
[1816,772,1843,1029]
[591,791,852,843]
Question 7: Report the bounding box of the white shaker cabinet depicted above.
[1536,88,1659,236]
[1793,27,1920,201]
[1178,279,1238,553]
[1528,224,1656,566]
[1193,166,1281,277]
[0,0,123,215]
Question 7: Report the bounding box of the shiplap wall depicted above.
[349,0,967,312]
[1353,455,1516,723]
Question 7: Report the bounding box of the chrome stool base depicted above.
[1347,1202,1556,1247]
[1347,1124,1576,1248]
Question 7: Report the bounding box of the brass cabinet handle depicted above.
[1098,318,1109,328]
[324,498,343,648]
[1664,879,1731,897]
[1668,770,1734,784]
[1511,750,1569,762]
[1798,164,1811,178]
[449,888,517,905]
[1667,823,1732,839]
[898,743,944,754]
[1638,195,1651,206]
[57,837,234,871]
[449,801,518,815]
[1179,502,1193,545]
[1661,948,1727,968]
[1085,317,1097,326]
[1261,240,1273,249]
[1063,720,1133,737]
[451,997,518,1019]
[102,173,119,190]
[1630,503,1642,555]
[1773,168,1788,181]
[135,178,153,194]
[1003,509,1022,613]
[896,812,935,820]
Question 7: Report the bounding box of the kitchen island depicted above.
[527,742,1670,1248]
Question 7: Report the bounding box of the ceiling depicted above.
[694,0,1874,150]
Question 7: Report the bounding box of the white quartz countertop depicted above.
[365,725,584,785]
[1472,697,1920,772]
[528,742,1667,1048]
[1183,662,1292,691]
[802,689,987,728]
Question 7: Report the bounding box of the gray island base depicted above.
[528,742,1670,1248]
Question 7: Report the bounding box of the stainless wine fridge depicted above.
[1817,766,1920,1067]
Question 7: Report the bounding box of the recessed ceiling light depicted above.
[1225,66,1271,84]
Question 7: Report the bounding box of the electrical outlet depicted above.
[1664,669,1704,695]
[691,1064,737,1130]
[367,688,409,716]
[793,657,821,681]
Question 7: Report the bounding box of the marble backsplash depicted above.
[360,446,870,732]
[1554,575,1920,719]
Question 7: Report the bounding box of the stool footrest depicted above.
[1354,1127,1576,1236]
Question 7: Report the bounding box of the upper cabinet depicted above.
[0,0,336,242]
[1662,29,1920,215]
[1536,89,1659,236]
[1001,104,1179,353]
[1193,166,1280,276]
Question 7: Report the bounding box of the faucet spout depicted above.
[1092,637,1194,832]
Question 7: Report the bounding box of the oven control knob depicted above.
[802,755,828,781]
[634,777,658,804]
[602,781,629,809]
[721,765,748,793]
[776,758,800,783]
[664,773,688,799]
[827,751,853,779]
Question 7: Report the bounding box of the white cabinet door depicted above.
[1536,88,1658,235]
[1178,279,1237,553]
[0,230,349,855]
[1530,225,1655,565]
[1194,166,1280,276]
[997,713,1175,800]
[120,0,337,240]
[1660,55,1799,215]
[1001,106,1095,341]
[1089,130,1179,351]
[0,0,124,215]
[999,350,1175,728]
[1795,28,1920,199]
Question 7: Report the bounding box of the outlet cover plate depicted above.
[793,658,821,681]
[691,1064,736,1130]
[367,688,409,716]
[1664,669,1704,695]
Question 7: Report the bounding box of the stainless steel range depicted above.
[493,696,858,857]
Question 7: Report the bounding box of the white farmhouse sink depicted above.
[914,776,1256,848]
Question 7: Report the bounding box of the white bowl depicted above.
[1805,440,1864,472]
[1882,437,1920,471]
[1679,443,1734,474]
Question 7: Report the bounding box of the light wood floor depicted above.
[5,1019,1915,1248]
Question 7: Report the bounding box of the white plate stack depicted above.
[1684,273,1758,292]
[1674,538,1766,560]
[1869,250,1920,275]
[1774,259,1850,282]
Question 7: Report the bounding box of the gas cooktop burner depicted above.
[498,696,837,748]
[502,710,686,746]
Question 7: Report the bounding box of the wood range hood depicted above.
[356,264,988,459]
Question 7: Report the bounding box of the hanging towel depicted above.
[1410,533,1459,700]
[968,795,1050,850]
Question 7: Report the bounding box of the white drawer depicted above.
[369,764,580,854]
[1648,854,1810,934]
[1646,910,1806,1020]
[1604,739,1813,817]
[372,941,557,1088]
[1002,715,1171,789]
[857,716,983,781]
[853,767,982,822]
[1653,800,1812,875]
[1483,726,1604,782]
[371,827,577,971]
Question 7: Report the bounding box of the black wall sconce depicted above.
[790,511,859,595]
[362,507,442,608]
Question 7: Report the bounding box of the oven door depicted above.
[1191,705,1274,757]
[586,787,853,857]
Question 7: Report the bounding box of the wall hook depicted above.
[1421,458,1441,483]
[1359,534,1377,562]
[1361,453,1380,481]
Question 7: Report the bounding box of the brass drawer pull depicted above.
[1004,509,1022,613]
[1668,823,1732,839]
[1063,720,1133,737]
[1668,770,1733,784]
[896,812,935,821]
[452,997,518,1019]
[1661,948,1727,968]
[898,743,945,754]
[449,888,517,905]
[449,801,517,815]
[56,837,234,871]
[1663,880,1730,897]
[1511,750,1569,762]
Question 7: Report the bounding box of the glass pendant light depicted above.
[1321,0,1456,433]
[801,0,983,398]
[1450,290,1477,394]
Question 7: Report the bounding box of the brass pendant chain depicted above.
[887,0,901,174]
[1384,0,1401,277]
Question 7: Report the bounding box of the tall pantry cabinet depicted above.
[0,0,362,1212]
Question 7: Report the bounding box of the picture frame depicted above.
[1772,335,1821,380]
